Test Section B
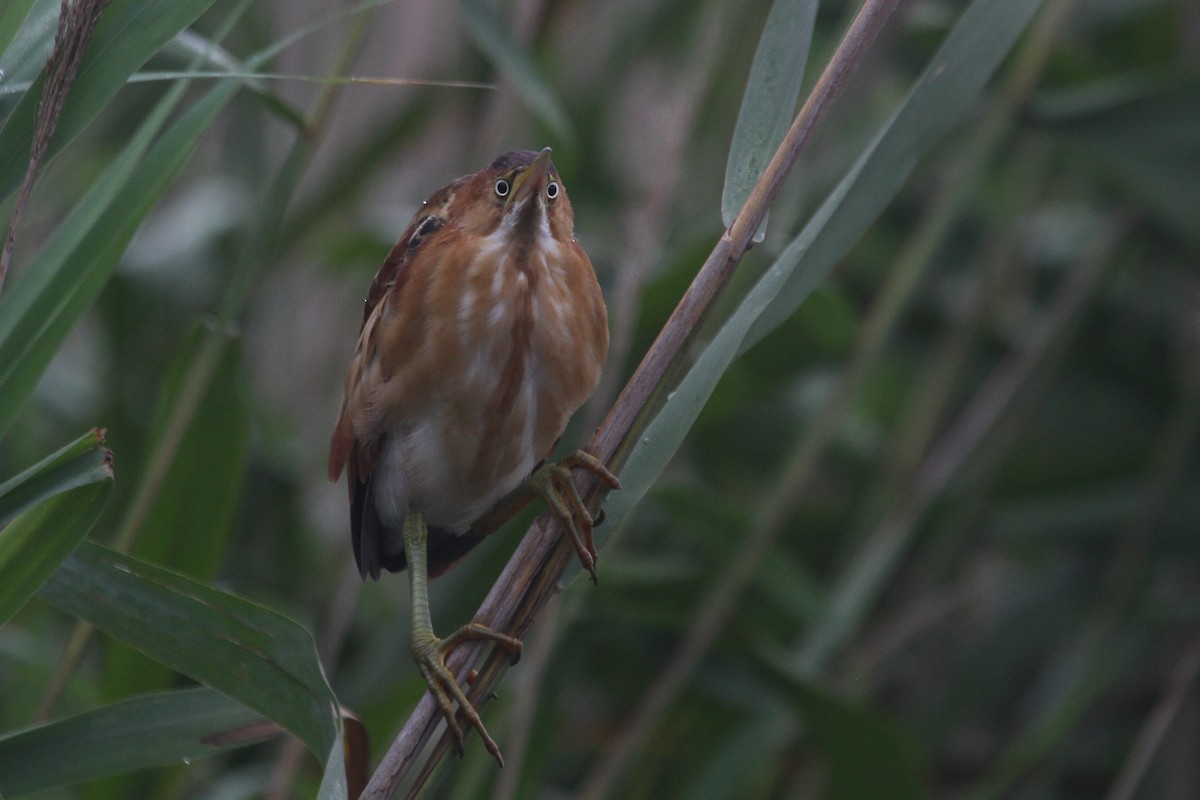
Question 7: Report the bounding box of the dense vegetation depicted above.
[1,0,1197,797]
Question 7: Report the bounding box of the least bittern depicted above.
[328,148,618,763]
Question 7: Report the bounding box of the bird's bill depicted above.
[506,147,553,209]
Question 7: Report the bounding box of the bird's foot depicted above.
[412,622,522,766]
[527,450,621,582]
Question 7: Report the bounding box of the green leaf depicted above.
[0,71,244,439]
[0,0,393,439]
[0,0,43,56]
[102,331,250,703]
[0,442,112,626]
[0,0,55,123]
[744,0,1046,349]
[0,2,393,443]
[0,688,272,798]
[137,330,249,580]
[598,0,1045,539]
[0,428,111,528]
[0,0,221,201]
[317,739,349,800]
[458,0,572,143]
[722,0,818,239]
[37,541,339,760]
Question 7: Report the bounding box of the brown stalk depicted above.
[582,2,728,431]
[492,7,730,790]
[361,1,901,797]
[0,0,111,295]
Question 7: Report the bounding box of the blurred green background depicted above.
[1,0,1198,797]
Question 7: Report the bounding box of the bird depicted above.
[328,147,619,764]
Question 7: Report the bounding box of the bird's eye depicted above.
[494,178,510,197]
[546,181,560,200]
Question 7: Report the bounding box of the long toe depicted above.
[414,642,505,765]
[526,454,616,578]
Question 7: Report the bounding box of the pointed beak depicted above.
[505,147,553,210]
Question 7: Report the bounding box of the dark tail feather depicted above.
[352,473,485,580]
[352,473,407,580]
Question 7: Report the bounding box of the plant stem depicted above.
[362,1,901,795]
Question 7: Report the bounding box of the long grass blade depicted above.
[600,0,1045,539]
[0,688,273,797]
[722,0,818,238]
[0,439,111,626]
[38,541,340,760]
[0,0,221,201]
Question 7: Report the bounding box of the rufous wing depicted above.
[328,187,458,578]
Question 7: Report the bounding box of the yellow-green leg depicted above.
[525,450,621,582]
[402,512,522,765]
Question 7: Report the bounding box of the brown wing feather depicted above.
[326,235,409,484]
[327,182,459,483]
[328,179,464,578]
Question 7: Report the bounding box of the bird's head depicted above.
[453,148,576,247]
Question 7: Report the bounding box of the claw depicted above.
[527,450,620,582]
[412,623,522,766]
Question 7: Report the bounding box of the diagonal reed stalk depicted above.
[362,1,900,796]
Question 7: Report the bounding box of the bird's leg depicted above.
[402,512,522,766]
[525,450,621,582]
